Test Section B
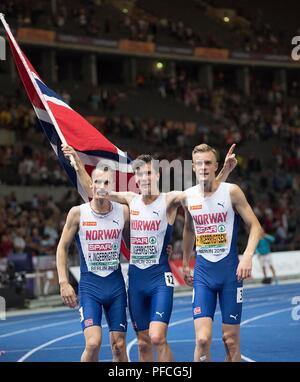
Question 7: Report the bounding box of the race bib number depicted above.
[79,306,84,322]
[164,272,175,287]
[237,287,243,303]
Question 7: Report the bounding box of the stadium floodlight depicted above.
[155,62,164,71]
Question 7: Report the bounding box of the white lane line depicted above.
[240,307,292,327]
[241,322,300,328]
[5,306,70,318]
[17,324,108,362]
[126,311,221,361]
[241,355,255,362]
[0,319,78,338]
[0,312,76,328]
[126,337,138,360]
[239,307,293,362]
[5,343,112,354]
[244,294,298,303]
[17,331,82,362]
[127,302,293,362]
[15,299,294,362]
[128,338,222,346]
[170,298,290,318]
[2,297,286,337]
[1,306,194,339]
[126,315,201,361]
[12,308,194,362]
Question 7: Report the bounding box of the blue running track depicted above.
[0,282,299,362]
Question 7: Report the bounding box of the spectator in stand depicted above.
[255,230,278,284]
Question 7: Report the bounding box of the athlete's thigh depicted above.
[128,287,151,331]
[150,285,174,324]
[104,288,128,332]
[219,281,243,325]
[194,316,214,341]
[79,292,103,331]
[193,284,218,320]
[83,325,102,346]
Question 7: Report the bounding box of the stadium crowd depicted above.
[0,0,290,53]
[0,0,299,270]
[0,190,81,260]
[1,80,300,261]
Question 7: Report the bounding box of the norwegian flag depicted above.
[0,15,133,259]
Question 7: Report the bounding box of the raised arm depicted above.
[182,207,196,286]
[230,184,263,281]
[62,144,136,204]
[216,143,237,183]
[62,145,93,198]
[56,206,80,308]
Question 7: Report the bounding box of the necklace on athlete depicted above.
[90,201,112,217]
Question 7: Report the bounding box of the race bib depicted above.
[164,272,175,287]
[237,287,243,303]
[196,233,227,247]
[130,236,159,266]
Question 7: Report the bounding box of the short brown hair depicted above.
[192,144,219,161]
[132,154,159,173]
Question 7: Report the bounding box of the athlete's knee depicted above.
[85,337,101,354]
[222,332,239,351]
[137,337,152,354]
[150,332,167,348]
[195,333,211,349]
[111,336,126,356]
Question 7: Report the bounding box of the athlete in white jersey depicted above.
[56,166,129,362]
[95,155,178,362]
[61,144,237,362]
[182,144,262,362]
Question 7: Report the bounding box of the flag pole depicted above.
[0,13,78,170]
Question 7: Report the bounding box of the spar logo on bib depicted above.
[196,225,217,234]
[88,243,117,251]
[132,237,148,244]
[149,236,157,245]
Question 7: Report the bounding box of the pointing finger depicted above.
[227,143,236,156]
